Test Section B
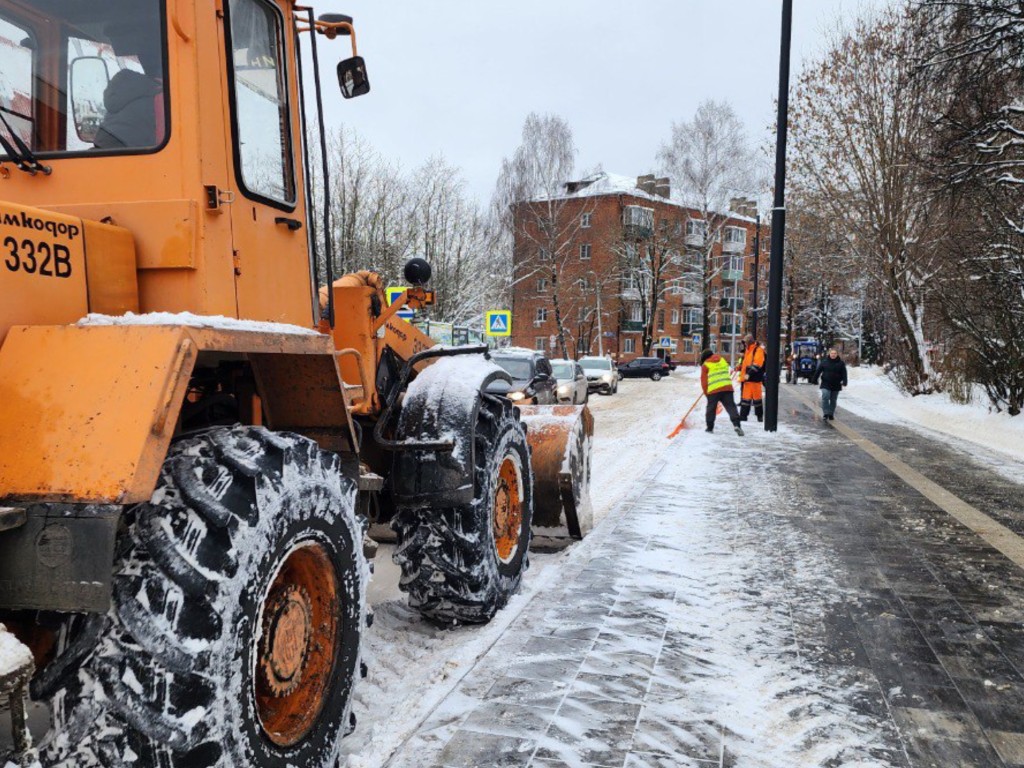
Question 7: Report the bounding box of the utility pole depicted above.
[589,270,603,356]
[764,0,793,432]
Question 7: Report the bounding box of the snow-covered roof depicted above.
[535,171,758,223]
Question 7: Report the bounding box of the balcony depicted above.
[722,240,745,255]
[622,205,654,240]
[680,322,701,336]
[684,232,704,247]
[720,268,744,282]
[718,297,745,311]
[719,324,742,336]
[621,320,644,332]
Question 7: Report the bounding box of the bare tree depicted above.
[494,113,593,359]
[916,0,1024,413]
[657,100,755,349]
[789,8,947,394]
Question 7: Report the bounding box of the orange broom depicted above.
[667,392,705,438]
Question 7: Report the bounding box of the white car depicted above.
[579,356,618,395]
[550,359,589,404]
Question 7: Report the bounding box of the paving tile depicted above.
[483,676,568,709]
[985,730,1024,766]
[437,728,536,768]
[534,698,641,767]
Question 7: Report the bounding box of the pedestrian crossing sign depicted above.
[485,310,512,337]
[385,286,409,306]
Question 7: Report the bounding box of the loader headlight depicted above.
[507,391,526,402]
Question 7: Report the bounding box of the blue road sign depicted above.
[692,334,702,346]
[485,310,512,337]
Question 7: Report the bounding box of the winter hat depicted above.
[700,349,714,363]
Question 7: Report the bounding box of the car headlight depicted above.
[601,372,614,383]
[507,391,526,401]
[557,384,570,396]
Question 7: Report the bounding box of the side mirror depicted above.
[337,56,370,99]
[70,56,110,143]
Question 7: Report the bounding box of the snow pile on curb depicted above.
[842,366,1024,462]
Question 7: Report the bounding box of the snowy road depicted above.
[344,374,698,767]
[342,371,1024,767]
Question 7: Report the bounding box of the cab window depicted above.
[0,1,167,155]
[225,0,295,206]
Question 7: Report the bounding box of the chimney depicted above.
[636,174,656,195]
[729,197,758,218]
[654,177,671,199]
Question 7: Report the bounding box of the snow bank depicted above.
[77,311,320,336]
[843,366,1024,463]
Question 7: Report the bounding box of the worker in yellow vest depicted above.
[737,334,767,422]
[700,349,744,436]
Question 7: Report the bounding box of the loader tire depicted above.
[392,396,533,625]
[39,426,366,768]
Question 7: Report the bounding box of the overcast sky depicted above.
[322,1,890,205]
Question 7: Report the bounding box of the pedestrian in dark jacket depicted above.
[700,349,744,436]
[811,348,847,421]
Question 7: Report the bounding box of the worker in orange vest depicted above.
[737,334,766,423]
[700,349,744,436]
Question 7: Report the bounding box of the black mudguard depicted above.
[390,356,511,509]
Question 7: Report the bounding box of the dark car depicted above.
[486,349,558,404]
[618,357,671,381]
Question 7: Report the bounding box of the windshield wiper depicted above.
[0,110,51,176]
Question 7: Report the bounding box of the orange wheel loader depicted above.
[0,2,592,766]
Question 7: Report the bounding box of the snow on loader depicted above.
[0,3,590,767]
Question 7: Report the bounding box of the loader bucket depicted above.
[517,404,594,547]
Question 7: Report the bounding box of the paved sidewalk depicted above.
[383,387,1024,768]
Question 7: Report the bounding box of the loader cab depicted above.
[0,0,365,329]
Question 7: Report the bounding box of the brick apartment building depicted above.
[509,172,770,366]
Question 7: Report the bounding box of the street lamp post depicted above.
[764,0,793,433]
[751,213,761,337]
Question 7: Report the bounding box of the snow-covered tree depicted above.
[657,100,755,348]
[790,8,947,394]
[494,113,593,360]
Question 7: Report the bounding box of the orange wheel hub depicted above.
[493,458,523,563]
[255,543,339,747]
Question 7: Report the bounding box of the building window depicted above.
[671,309,680,325]
[629,303,643,322]
[683,339,693,354]
[724,226,747,245]
[535,337,546,351]
[535,307,548,324]
[684,308,701,325]
[539,248,551,261]
[537,277,549,292]
[658,309,666,329]
[580,243,591,260]
[577,275,592,291]
[673,221,683,237]
[581,212,592,228]
[622,272,638,294]
[624,338,636,354]
[686,219,707,237]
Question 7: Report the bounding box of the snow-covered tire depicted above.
[392,396,533,625]
[38,426,366,768]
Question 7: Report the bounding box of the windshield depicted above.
[550,362,574,379]
[492,357,533,380]
[0,0,167,156]
[579,358,611,371]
